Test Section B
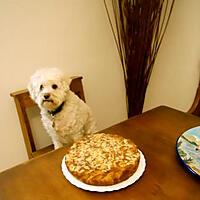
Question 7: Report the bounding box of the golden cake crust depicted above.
[65,133,140,186]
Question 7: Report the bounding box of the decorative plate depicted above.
[61,150,146,192]
[176,126,200,177]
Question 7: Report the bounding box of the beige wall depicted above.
[144,0,200,112]
[0,0,127,171]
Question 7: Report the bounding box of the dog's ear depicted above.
[65,75,72,86]
[27,80,37,101]
[61,75,72,91]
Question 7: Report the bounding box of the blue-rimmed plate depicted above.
[176,126,200,178]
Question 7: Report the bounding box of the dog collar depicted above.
[48,101,65,116]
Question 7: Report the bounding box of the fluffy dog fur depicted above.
[28,68,97,149]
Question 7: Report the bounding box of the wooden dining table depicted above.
[0,106,199,200]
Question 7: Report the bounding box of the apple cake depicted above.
[65,133,140,186]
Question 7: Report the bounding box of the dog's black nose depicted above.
[44,94,50,99]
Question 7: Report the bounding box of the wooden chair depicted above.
[10,76,85,159]
[188,82,200,116]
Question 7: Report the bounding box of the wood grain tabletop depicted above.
[0,106,199,200]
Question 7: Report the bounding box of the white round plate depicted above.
[61,150,146,192]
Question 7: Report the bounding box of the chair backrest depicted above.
[188,82,200,116]
[10,76,85,159]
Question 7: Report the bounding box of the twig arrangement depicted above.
[104,0,175,117]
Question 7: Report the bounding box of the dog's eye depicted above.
[40,84,43,91]
[52,84,58,89]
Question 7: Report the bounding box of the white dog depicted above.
[28,68,97,149]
